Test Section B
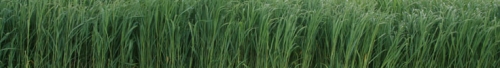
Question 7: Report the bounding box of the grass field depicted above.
[1,0,500,68]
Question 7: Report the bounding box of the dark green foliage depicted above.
[0,0,499,68]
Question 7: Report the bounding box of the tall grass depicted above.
[1,0,500,68]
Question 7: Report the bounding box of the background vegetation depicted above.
[1,0,500,68]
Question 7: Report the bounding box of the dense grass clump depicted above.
[1,0,500,68]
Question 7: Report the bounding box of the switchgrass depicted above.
[1,0,500,68]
